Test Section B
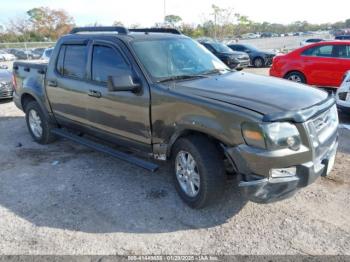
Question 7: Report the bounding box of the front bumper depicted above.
[0,90,13,99]
[336,88,350,112]
[227,131,338,204]
[236,60,250,69]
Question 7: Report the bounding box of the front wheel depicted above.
[25,101,57,144]
[253,57,264,68]
[172,136,226,209]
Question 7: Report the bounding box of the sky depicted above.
[0,0,349,27]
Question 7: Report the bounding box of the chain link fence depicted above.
[0,41,56,50]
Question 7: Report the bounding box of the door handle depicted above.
[88,89,102,98]
[47,80,57,87]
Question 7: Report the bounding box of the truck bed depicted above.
[14,60,48,71]
[13,60,48,107]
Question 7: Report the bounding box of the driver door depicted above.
[84,40,152,146]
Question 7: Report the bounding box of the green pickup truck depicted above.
[13,27,338,208]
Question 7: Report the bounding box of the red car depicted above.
[270,41,350,88]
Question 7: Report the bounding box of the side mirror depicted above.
[107,71,141,93]
[245,49,251,53]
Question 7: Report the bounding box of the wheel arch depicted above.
[20,91,53,122]
[284,70,307,83]
[167,129,225,155]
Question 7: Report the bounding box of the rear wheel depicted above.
[25,101,57,144]
[284,71,306,84]
[172,135,226,209]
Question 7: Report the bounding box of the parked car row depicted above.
[198,40,250,70]
[198,40,276,69]
[0,47,53,61]
[228,44,276,68]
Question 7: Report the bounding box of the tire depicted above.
[25,101,57,144]
[172,135,226,209]
[253,57,264,68]
[284,71,306,84]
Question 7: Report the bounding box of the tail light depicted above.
[12,74,17,91]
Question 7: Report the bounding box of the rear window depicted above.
[56,44,87,79]
[333,45,350,58]
[302,45,333,57]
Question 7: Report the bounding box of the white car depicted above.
[336,71,350,113]
[0,50,16,61]
[300,38,324,46]
[40,48,53,61]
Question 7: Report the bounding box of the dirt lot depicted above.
[0,68,350,255]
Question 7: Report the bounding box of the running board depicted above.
[51,128,159,172]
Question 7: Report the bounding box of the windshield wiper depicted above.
[199,68,232,75]
[156,74,207,83]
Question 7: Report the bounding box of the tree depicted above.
[346,19,350,28]
[165,15,182,27]
[26,7,74,40]
[113,21,124,26]
[129,23,141,29]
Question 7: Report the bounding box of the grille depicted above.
[309,105,338,144]
[0,91,13,98]
[0,82,13,92]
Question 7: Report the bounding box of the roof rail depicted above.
[129,28,181,35]
[70,26,129,35]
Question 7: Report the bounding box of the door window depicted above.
[233,45,244,52]
[91,45,129,83]
[204,44,215,53]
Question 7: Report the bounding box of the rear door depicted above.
[83,39,152,145]
[301,44,339,87]
[46,42,90,126]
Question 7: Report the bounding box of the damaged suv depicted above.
[13,27,338,208]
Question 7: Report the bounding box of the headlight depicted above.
[242,122,301,151]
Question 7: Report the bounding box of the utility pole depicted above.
[163,0,166,23]
[214,12,217,39]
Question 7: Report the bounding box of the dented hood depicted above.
[173,71,329,117]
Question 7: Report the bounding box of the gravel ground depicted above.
[0,68,350,255]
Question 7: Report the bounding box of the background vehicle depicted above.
[241,33,260,39]
[40,47,54,61]
[336,71,350,112]
[199,40,250,70]
[0,50,16,61]
[270,41,350,87]
[335,35,350,40]
[0,67,14,99]
[260,32,279,38]
[13,27,338,209]
[12,50,33,60]
[228,43,276,67]
[32,48,46,58]
[300,38,324,46]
